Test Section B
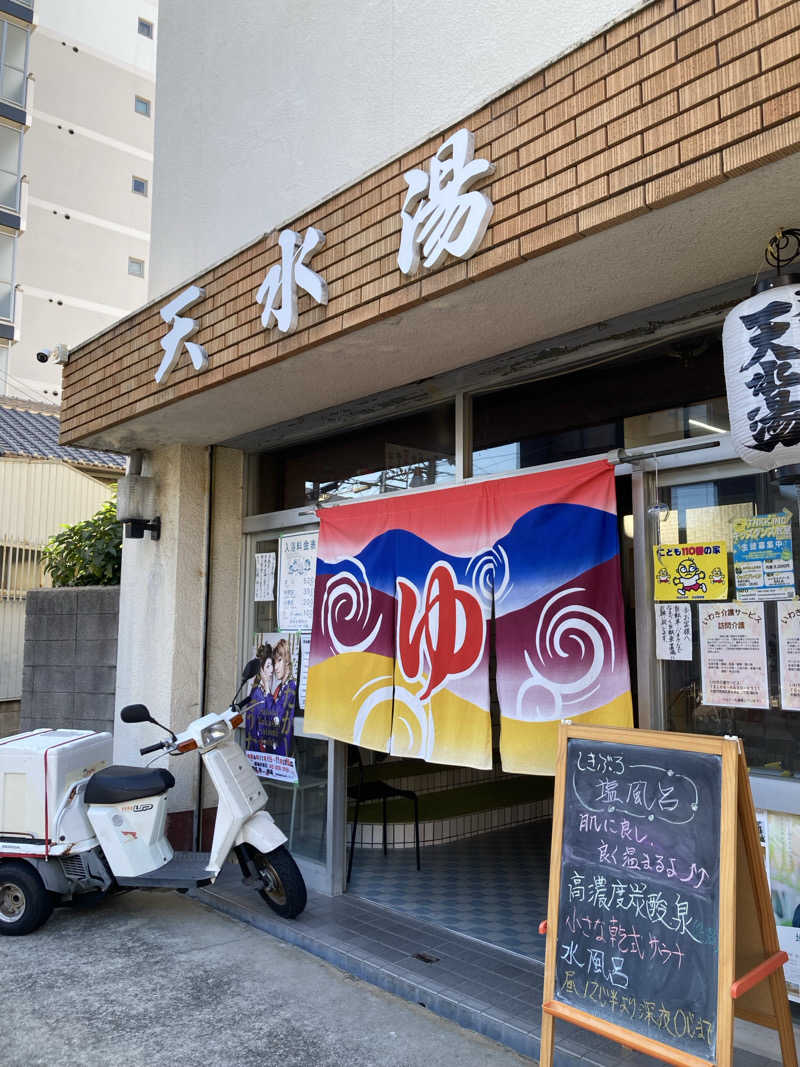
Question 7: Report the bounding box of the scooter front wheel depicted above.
[248,844,307,919]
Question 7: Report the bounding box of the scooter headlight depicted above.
[200,721,230,747]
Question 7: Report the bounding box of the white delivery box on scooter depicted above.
[0,729,112,854]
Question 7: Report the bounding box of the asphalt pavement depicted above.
[0,889,533,1067]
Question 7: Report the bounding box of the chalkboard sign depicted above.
[555,738,722,1059]
[539,725,798,1067]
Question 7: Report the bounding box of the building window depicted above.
[470,332,726,478]
[131,176,148,197]
[0,123,21,211]
[137,18,153,38]
[134,95,151,117]
[0,20,29,108]
[128,257,145,278]
[0,231,15,319]
[256,403,456,512]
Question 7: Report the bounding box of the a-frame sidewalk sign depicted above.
[539,723,797,1067]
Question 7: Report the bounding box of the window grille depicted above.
[0,543,41,600]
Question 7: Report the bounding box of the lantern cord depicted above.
[752,260,763,293]
[654,456,661,548]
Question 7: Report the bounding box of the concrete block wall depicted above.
[0,699,20,738]
[20,586,119,734]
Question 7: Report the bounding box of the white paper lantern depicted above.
[723,282,800,470]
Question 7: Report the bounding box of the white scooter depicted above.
[0,658,307,935]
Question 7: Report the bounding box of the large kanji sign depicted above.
[723,284,800,470]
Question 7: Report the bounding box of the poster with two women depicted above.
[244,632,300,782]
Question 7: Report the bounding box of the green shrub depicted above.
[42,497,122,587]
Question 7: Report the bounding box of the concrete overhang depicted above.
[74,152,800,455]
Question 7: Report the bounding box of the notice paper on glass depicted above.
[654,602,693,660]
[254,552,276,602]
[699,602,769,709]
[278,531,318,631]
[246,750,298,784]
[779,604,800,711]
[732,511,796,601]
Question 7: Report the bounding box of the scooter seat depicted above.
[84,765,175,804]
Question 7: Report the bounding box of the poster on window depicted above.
[305,459,632,775]
[653,543,728,600]
[654,603,693,660]
[779,605,800,712]
[762,809,800,1002]
[699,602,769,709]
[278,533,318,630]
[243,631,300,782]
[254,552,276,602]
[732,511,796,601]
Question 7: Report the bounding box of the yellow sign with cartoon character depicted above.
[653,542,728,601]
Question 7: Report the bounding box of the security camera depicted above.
[35,344,69,366]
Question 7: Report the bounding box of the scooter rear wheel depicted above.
[249,844,307,919]
[0,863,53,936]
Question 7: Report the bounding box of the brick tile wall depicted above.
[61,0,800,446]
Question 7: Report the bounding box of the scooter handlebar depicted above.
[140,741,167,755]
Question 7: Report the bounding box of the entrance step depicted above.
[195,869,786,1066]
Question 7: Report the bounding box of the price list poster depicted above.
[552,738,722,1060]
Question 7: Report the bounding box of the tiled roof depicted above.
[0,401,125,470]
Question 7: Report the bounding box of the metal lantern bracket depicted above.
[123,517,161,541]
[753,227,800,293]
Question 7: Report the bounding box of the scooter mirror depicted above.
[120,703,153,724]
[241,657,261,683]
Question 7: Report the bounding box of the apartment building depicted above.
[0,0,157,404]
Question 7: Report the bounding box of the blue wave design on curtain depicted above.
[315,504,619,609]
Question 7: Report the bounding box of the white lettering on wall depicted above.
[398,128,495,276]
[155,284,208,384]
[256,227,328,334]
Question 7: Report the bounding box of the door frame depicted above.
[240,506,347,895]
[629,433,747,730]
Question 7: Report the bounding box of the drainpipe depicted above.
[194,445,214,851]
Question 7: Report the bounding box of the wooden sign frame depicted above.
[539,724,797,1067]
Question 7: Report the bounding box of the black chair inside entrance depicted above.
[346,748,421,885]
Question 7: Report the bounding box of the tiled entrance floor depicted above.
[197,862,794,1065]
[347,821,552,961]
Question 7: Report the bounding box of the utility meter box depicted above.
[0,729,112,844]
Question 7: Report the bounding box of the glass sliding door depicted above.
[652,460,800,795]
[241,516,338,893]
[649,455,800,1003]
